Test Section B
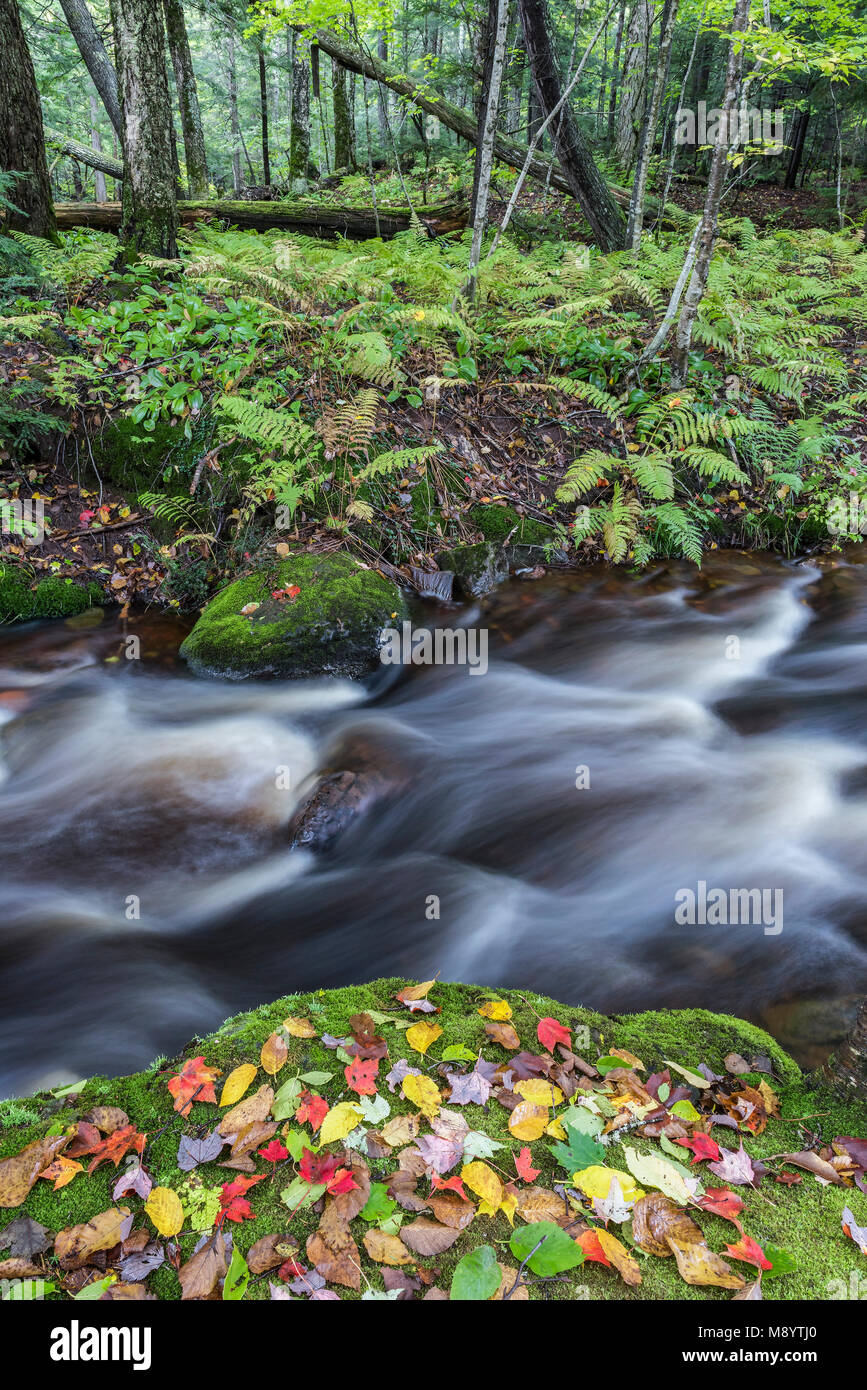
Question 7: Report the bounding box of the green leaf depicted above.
[361,1183,398,1225]
[451,1245,501,1300]
[442,1044,477,1063]
[281,1176,326,1213]
[509,1222,585,1276]
[763,1246,797,1280]
[223,1247,249,1301]
[298,1070,334,1086]
[670,1099,701,1122]
[74,1276,116,1300]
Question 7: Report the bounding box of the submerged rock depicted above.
[435,542,508,599]
[179,552,406,680]
[288,731,412,852]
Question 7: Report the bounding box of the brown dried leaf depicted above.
[178,1234,229,1300]
[218,1085,274,1137]
[0,1134,69,1208]
[363,1229,415,1266]
[633,1192,703,1258]
[666,1234,745,1289]
[55,1207,132,1270]
[306,1202,361,1291]
[399,1218,462,1256]
[83,1107,130,1135]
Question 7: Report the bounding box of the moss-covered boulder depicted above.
[0,979,862,1302]
[179,551,406,680]
[0,565,104,624]
[469,502,553,547]
[436,541,508,598]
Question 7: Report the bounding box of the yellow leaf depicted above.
[260,1031,288,1077]
[219,1064,258,1108]
[405,1020,442,1055]
[461,1161,503,1209]
[401,1074,441,1118]
[546,1117,566,1141]
[508,1102,549,1141]
[573,1165,644,1203]
[499,1190,518,1226]
[145,1186,184,1237]
[608,1047,645,1071]
[477,999,512,1021]
[282,1017,317,1038]
[318,1102,363,1146]
[399,980,437,1001]
[514,1078,563,1107]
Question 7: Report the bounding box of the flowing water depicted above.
[2,549,867,1097]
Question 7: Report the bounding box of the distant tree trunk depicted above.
[785,103,811,189]
[332,59,353,169]
[226,30,242,195]
[90,91,107,201]
[507,33,525,136]
[109,0,178,256]
[626,0,678,249]
[163,0,208,197]
[0,0,58,240]
[289,37,311,191]
[471,0,501,221]
[615,0,651,172]
[606,0,626,147]
[58,0,123,139]
[376,32,389,153]
[517,0,626,251]
[258,42,271,185]
[671,0,749,386]
[466,0,510,295]
[825,999,867,1098]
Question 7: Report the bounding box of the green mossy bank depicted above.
[1,979,863,1302]
[0,565,104,623]
[179,552,406,679]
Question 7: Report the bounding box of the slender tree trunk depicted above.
[516,0,626,250]
[626,0,679,249]
[226,31,242,195]
[58,0,123,139]
[825,998,867,1099]
[606,0,626,148]
[671,0,750,386]
[0,0,58,239]
[377,31,389,153]
[615,0,651,172]
[258,42,271,185]
[471,0,501,222]
[785,102,811,189]
[332,59,353,170]
[466,0,510,296]
[90,91,107,201]
[109,0,178,256]
[289,37,311,191]
[163,0,208,197]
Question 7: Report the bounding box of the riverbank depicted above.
[0,979,863,1302]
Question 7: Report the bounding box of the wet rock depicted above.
[409,567,454,602]
[288,732,412,853]
[435,542,508,599]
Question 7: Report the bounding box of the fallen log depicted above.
[46,129,124,183]
[52,197,468,239]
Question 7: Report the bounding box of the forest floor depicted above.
[1,978,865,1302]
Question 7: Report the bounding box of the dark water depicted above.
[2,549,867,1096]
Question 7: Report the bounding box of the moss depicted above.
[0,565,105,624]
[1,979,861,1302]
[179,550,407,679]
[89,416,206,497]
[469,502,552,546]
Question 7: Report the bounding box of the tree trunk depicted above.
[332,59,353,169]
[376,32,389,154]
[606,0,626,147]
[53,198,466,239]
[89,91,107,201]
[0,0,57,240]
[615,0,651,172]
[471,0,501,223]
[824,999,867,1098]
[289,37,311,191]
[626,0,679,249]
[163,0,208,197]
[516,0,626,250]
[46,127,124,181]
[109,0,178,256]
[226,30,242,196]
[58,0,123,139]
[785,103,810,189]
[466,0,510,296]
[258,43,271,186]
[671,0,750,386]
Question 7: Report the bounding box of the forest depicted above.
[1,0,867,1317]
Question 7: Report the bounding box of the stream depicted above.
[1,549,867,1097]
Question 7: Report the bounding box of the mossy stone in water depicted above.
[436,541,508,598]
[179,551,406,680]
[469,502,552,546]
[0,566,105,623]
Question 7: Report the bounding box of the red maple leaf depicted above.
[167,1055,221,1114]
[78,510,96,525]
[430,1173,469,1200]
[344,1056,379,1096]
[257,1140,289,1165]
[219,1173,266,1223]
[86,1125,146,1173]
[673,1132,720,1164]
[296,1091,329,1132]
[64,1120,103,1158]
[277,1258,306,1281]
[298,1148,359,1195]
[724,1234,772,1271]
[576,1229,611,1266]
[514,1146,541,1182]
[697,1186,745,1226]
[537,1017,571,1052]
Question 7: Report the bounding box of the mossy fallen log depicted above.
[51,198,468,239]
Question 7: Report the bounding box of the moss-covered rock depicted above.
[436,540,508,598]
[469,502,553,547]
[179,551,406,680]
[0,565,104,624]
[0,979,861,1302]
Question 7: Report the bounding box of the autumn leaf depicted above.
[167,1056,221,1114]
[406,1020,443,1055]
[219,1064,258,1108]
[673,1132,721,1164]
[318,1101,363,1145]
[515,1147,541,1182]
[260,1031,289,1077]
[86,1125,146,1173]
[401,1073,441,1118]
[724,1234,772,1271]
[282,1016,318,1038]
[363,1229,415,1266]
[485,1020,520,1049]
[306,1202,361,1290]
[55,1207,132,1270]
[461,1161,503,1212]
[478,999,512,1021]
[537,1017,571,1052]
[296,1091,329,1132]
[219,1174,267,1224]
[0,1134,70,1208]
[345,1056,379,1095]
[508,1102,549,1141]
[258,1140,289,1165]
[39,1155,83,1191]
[145,1187,184,1237]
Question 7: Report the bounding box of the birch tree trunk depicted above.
[671,0,750,386]
[606,0,626,148]
[465,0,510,297]
[0,0,58,240]
[626,0,678,249]
[90,90,108,201]
[615,0,651,172]
[58,0,123,139]
[110,0,178,256]
[163,0,208,197]
[226,30,242,196]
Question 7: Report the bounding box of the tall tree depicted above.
[90,90,107,201]
[0,0,57,240]
[289,36,311,191]
[163,0,208,197]
[332,59,354,171]
[466,0,510,296]
[109,0,178,255]
[626,0,678,249]
[516,0,626,250]
[226,28,242,196]
[258,39,271,185]
[615,0,651,172]
[58,0,123,139]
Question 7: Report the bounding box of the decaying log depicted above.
[51,197,468,239]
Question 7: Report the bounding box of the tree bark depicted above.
[466,0,510,296]
[258,42,271,185]
[626,0,679,249]
[163,0,208,197]
[376,31,389,153]
[0,0,58,240]
[46,127,125,181]
[824,998,867,1098]
[332,59,354,169]
[109,0,178,256]
[289,37,311,190]
[516,0,626,250]
[671,0,750,386]
[58,0,123,139]
[785,102,810,189]
[226,30,242,196]
[52,197,466,238]
[615,0,652,172]
[89,91,108,201]
[606,0,626,147]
